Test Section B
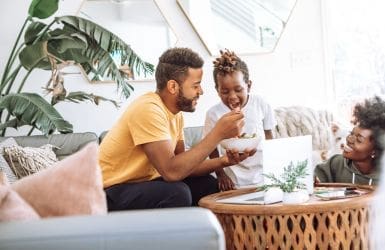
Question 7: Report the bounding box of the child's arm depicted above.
[210,148,235,191]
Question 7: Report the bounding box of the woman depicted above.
[314,96,385,185]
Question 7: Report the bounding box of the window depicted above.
[324,0,385,122]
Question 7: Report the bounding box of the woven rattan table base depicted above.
[216,208,368,250]
[199,184,373,250]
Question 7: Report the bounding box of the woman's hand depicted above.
[314,176,321,186]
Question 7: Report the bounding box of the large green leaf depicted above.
[19,41,47,70]
[64,91,120,108]
[56,16,154,77]
[24,21,47,45]
[0,118,27,131]
[48,36,86,54]
[28,0,59,19]
[80,46,135,98]
[0,93,73,135]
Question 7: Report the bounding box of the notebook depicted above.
[261,135,313,194]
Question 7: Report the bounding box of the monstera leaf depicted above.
[0,93,73,135]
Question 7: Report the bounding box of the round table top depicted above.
[199,183,375,215]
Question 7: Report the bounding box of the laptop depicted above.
[216,135,313,205]
[261,135,313,194]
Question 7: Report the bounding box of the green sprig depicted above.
[263,159,309,193]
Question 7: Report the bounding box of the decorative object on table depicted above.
[0,0,154,136]
[314,186,366,200]
[263,159,310,204]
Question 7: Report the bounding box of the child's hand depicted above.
[217,171,235,191]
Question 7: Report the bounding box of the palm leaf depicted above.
[0,118,27,131]
[0,93,73,135]
[57,16,155,73]
[24,21,47,45]
[28,0,59,19]
[19,41,48,70]
[80,46,134,98]
[64,91,120,108]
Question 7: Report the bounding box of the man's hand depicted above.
[222,148,257,166]
[214,110,245,139]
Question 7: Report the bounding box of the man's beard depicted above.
[176,89,197,112]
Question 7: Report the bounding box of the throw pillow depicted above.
[0,138,19,183]
[11,142,107,217]
[4,144,57,179]
[0,172,40,222]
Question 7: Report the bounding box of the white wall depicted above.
[0,0,326,136]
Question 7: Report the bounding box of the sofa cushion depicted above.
[273,106,334,150]
[0,138,18,183]
[0,132,99,160]
[11,142,107,217]
[0,173,40,222]
[183,126,203,150]
[4,144,57,179]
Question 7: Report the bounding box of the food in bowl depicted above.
[239,133,256,139]
[220,134,261,152]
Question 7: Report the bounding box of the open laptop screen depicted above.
[261,135,313,194]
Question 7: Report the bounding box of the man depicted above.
[100,47,255,210]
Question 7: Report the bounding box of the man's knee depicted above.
[158,182,192,207]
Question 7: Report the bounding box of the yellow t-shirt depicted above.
[100,92,184,188]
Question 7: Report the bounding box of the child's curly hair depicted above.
[212,49,249,89]
[352,96,385,167]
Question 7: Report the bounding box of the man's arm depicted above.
[141,111,249,181]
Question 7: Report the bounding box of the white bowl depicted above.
[220,136,261,152]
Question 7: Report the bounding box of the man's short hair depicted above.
[155,47,204,90]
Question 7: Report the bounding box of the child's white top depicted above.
[203,94,276,187]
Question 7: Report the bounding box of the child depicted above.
[314,96,385,185]
[203,49,276,191]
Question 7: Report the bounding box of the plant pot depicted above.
[282,190,309,204]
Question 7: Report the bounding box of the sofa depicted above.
[0,132,225,250]
[0,207,225,250]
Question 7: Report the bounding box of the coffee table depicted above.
[199,183,374,250]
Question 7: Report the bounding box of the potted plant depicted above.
[0,0,154,135]
[263,159,310,204]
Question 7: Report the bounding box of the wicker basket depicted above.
[199,183,374,250]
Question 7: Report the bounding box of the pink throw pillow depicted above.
[0,173,40,222]
[11,142,107,217]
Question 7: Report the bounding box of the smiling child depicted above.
[203,49,276,191]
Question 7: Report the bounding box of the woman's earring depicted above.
[371,154,375,159]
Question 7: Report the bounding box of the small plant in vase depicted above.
[263,160,309,204]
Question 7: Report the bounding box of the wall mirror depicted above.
[177,0,297,55]
[77,0,177,82]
